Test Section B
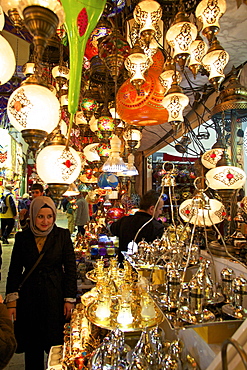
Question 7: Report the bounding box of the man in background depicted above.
[19,183,44,230]
[74,192,89,236]
[0,184,17,244]
[110,190,164,264]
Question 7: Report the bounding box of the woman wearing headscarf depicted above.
[5,196,77,370]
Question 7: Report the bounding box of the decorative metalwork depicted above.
[202,0,220,24]
[213,50,228,75]
[56,148,78,181]
[167,95,182,120]
[8,88,33,128]
[215,205,226,220]
[174,23,194,51]
[193,39,208,62]
[213,169,245,186]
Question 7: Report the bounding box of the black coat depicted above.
[6,225,77,351]
[110,211,164,263]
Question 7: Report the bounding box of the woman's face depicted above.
[35,208,54,231]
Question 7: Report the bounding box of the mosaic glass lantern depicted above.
[85,17,112,61]
[97,172,119,189]
[196,0,226,43]
[81,98,98,123]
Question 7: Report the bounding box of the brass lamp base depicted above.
[48,183,69,201]
[22,129,47,153]
[23,5,59,61]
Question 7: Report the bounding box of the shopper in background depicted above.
[0,184,17,244]
[66,197,77,235]
[74,191,89,236]
[18,193,31,212]
[19,183,44,230]
[6,196,77,370]
[0,294,17,369]
[110,190,164,264]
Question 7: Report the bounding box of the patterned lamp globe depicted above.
[166,7,197,70]
[159,57,182,95]
[179,197,226,227]
[7,81,61,151]
[196,0,226,43]
[81,98,98,123]
[36,143,81,198]
[202,38,229,92]
[162,79,189,129]
[201,148,224,169]
[206,165,246,190]
[133,0,162,46]
[188,36,208,78]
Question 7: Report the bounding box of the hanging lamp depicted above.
[102,135,127,173]
[36,127,82,200]
[166,4,197,70]
[196,0,226,43]
[188,35,208,78]
[202,38,229,92]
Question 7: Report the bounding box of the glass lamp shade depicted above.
[62,183,80,197]
[97,172,119,189]
[84,18,112,61]
[202,40,229,88]
[159,69,182,96]
[98,143,111,157]
[83,143,100,162]
[36,145,81,184]
[81,97,98,113]
[188,37,208,77]
[124,53,151,87]
[52,65,70,80]
[60,94,68,107]
[7,83,60,133]
[162,89,189,124]
[116,70,168,126]
[166,18,197,59]
[0,6,4,30]
[22,62,35,76]
[75,111,87,125]
[196,0,226,39]
[102,154,127,173]
[107,207,125,220]
[206,166,246,190]
[89,116,98,132]
[123,129,142,142]
[179,198,225,226]
[17,0,65,26]
[133,0,162,35]
[0,35,16,86]
[201,148,224,169]
[97,115,115,131]
[98,29,130,79]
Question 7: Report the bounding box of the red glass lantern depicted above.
[116,70,168,126]
[107,207,125,220]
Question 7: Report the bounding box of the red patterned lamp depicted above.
[36,129,82,199]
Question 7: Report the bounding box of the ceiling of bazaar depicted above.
[1,0,247,158]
